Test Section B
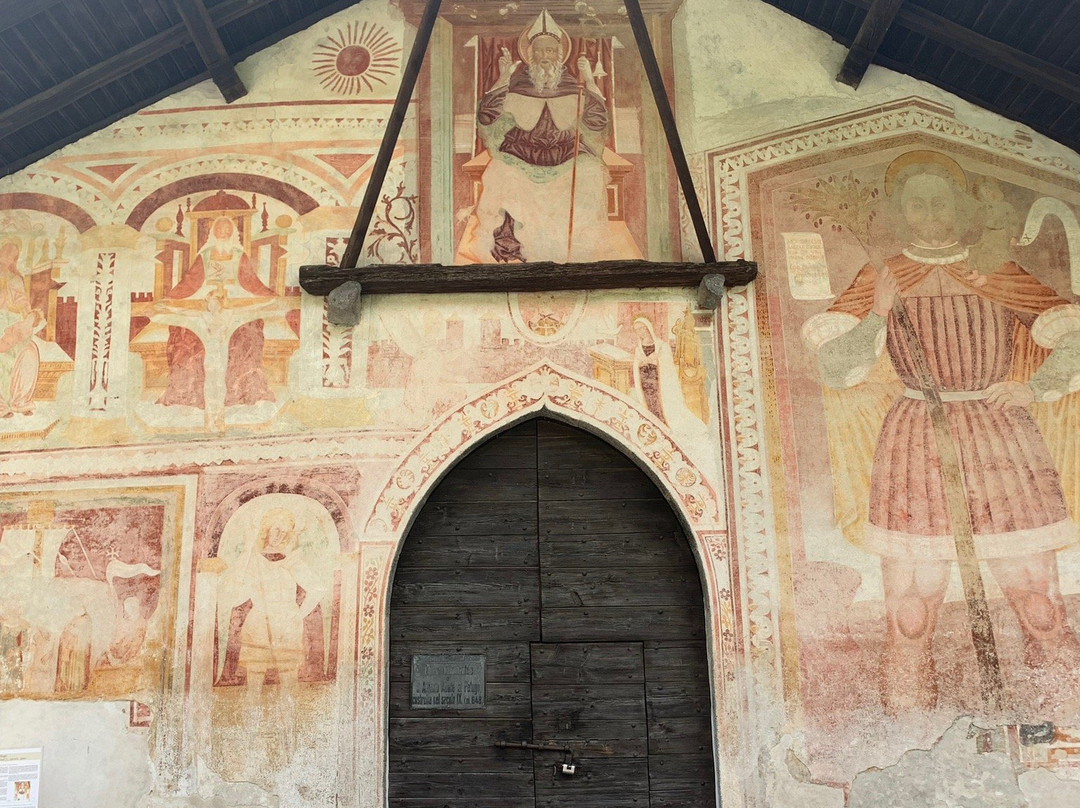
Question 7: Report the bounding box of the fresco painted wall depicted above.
[710,98,1080,804]
[1,0,1079,806]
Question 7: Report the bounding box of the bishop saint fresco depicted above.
[455,9,641,264]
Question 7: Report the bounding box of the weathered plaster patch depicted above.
[1018,767,1080,804]
[847,718,1026,808]
[0,700,153,806]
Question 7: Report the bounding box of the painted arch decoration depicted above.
[365,362,724,537]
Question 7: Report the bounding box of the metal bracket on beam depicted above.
[326,280,363,327]
[696,274,726,310]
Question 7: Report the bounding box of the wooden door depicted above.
[530,642,649,807]
[388,419,715,807]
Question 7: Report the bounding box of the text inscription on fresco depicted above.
[411,655,486,709]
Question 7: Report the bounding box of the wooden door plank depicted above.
[536,436,637,469]
[648,752,715,786]
[539,466,662,501]
[647,692,712,719]
[391,749,532,772]
[647,678,713,703]
[392,770,533,799]
[396,533,540,568]
[453,434,538,469]
[392,606,539,641]
[541,606,705,642]
[539,498,681,534]
[409,500,538,536]
[389,718,533,754]
[646,717,714,755]
[425,466,538,503]
[530,643,645,684]
[392,566,539,607]
[643,641,711,681]
[531,683,647,721]
[391,800,533,808]
[533,757,650,807]
[541,532,695,568]
[541,567,703,608]
[650,784,716,808]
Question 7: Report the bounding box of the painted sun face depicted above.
[312,22,402,95]
[900,173,957,246]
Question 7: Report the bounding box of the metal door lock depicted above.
[559,762,577,776]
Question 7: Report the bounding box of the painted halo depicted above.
[883,150,968,196]
[517,28,573,65]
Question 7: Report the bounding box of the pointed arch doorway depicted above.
[388,417,717,807]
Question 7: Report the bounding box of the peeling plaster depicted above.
[848,718,1028,808]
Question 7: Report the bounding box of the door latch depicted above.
[494,740,578,776]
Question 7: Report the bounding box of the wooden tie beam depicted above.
[300,0,757,325]
[173,0,247,103]
[837,0,904,89]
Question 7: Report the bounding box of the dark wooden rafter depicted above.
[172,0,247,103]
[842,0,1080,105]
[0,0,65,33]
[0,0,363,178]
[837,0,904,88]
[0,0,275,140]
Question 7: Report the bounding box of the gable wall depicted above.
[1,1,1079,805]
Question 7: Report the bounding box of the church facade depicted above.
[2,0,1080,806]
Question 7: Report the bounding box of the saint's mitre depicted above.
[527,9,564,42]
[519,9,572,63]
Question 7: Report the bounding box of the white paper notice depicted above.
[782,232,833,300]
[0,749,41,807]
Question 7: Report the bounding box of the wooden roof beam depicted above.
[172,0,247,103]
[837,0,904,89]
[0,0,272,140]
[844,0,1080,105]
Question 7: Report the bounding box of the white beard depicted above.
[527,61,565,93]
[203,236,242,258]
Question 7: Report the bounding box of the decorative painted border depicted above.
[0,429,415,481]
[705,95,1080,806]
[364,361,723,536]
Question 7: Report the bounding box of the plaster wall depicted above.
[0,1,1077,806]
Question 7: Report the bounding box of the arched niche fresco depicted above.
[190,479,356,789]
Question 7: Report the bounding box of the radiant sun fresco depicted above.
[312,22,401,95]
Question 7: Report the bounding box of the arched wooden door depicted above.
[388,418,715,807]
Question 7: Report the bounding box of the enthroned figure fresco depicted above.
[199,493,341,775]
[793,149,1080,721]
[129,190,300,432]
[455,8,642,263]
